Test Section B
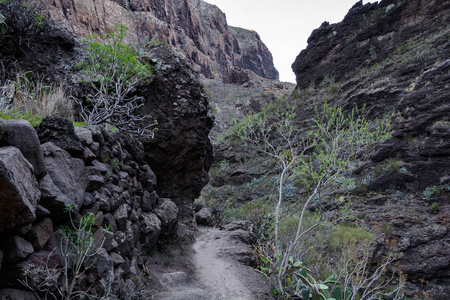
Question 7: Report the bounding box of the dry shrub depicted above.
[0,72,73,121]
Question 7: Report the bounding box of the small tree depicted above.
[233,100,393,296]
[77,24,156,138]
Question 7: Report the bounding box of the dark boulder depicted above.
[0,288,37,300]
[195,207,214,226]
[41,142,88,209]
[2,120,46,178]
[138,45,214,222]
[37,117,84,157]
[154,198,178,237]
[0,147,40,233]
[0,118,6,142]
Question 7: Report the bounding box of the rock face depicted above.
[43,0,278,80]
[139,44,214,222]
[41,142,88,209]
[289,0,450,298]
[204,69,295,139]
[292,0,450,190]
[37,117,85,157]
[292,0,450,89]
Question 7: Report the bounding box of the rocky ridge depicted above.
[41,0,279,80]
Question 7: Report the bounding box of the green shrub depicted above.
[239,200,272,226]
[330,223,374,250]
[21,207,111,299]
[0,110,43,127]
[77,24,156,138]
[423,185,439,201]
[429,202,440,214]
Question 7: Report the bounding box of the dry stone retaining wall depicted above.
[0,117,178,297]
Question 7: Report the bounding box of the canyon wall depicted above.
[42,0,279,80]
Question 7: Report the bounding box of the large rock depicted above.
[41,142,88,209]
[0,147,40,232]
[26,218,53,251]
[38,174,73,222]
[0,288,37,300]
[74,126,93,146]
[140,212,161,254]
[2,120,46,178]
[195,207,214,226]
[139,45,214,221]
[1,236,34,263]
[154,198,179,236]
[37,117,84,156]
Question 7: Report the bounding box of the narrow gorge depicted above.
[1,0,449,299]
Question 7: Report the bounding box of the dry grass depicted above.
[0,73,73,121]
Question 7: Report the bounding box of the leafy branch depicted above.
[77,24,157,138]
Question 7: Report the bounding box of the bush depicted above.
[429,202,440,214]
[233,100,394,296]
[0,0,47,54]
[330,223,374,249]
[21,207,111,299]
[77,24,156,138]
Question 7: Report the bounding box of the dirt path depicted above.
[151,223,273,300]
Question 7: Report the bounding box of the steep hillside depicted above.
[41,0,278,80]
[203,68,295,140]
[292,0,450,190]
[203,0,450,298]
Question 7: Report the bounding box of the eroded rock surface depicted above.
[140,44,215,222]
[289,0,450,298]
[43,0,278,80]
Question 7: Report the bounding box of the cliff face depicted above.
[42,0,279,80]
[291,0,450,298]
[292,0,450,88]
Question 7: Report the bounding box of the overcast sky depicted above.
[204,0,368,83]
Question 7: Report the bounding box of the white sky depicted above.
[204,0,369,83]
